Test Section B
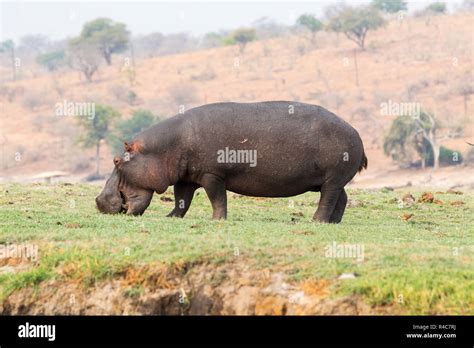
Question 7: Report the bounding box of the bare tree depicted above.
[414,113,438,168]
[326,5,385,50]
[0,40,16,81]
[414,112,461,169]
[67,40,101,83]
[457,80,474,117]
[19,34,50,54]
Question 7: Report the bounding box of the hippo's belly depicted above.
[224,170,323,197]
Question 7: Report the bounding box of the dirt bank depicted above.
[1,260,391,315]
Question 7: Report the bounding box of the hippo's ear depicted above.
[124,141,143,153]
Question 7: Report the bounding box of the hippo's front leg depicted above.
[167,182,199,218]
[201,173,227,220]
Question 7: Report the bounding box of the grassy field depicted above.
[0,183,473,314]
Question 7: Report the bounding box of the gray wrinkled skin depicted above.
[96,101,367,223]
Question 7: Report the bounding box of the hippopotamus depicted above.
[96,101,367,223]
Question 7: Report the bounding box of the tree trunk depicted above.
[84,70,93,83]
[353,49,359,86]
[130,41,136,68]
[95,141,101,176]
[464,94,468,117]
[432,143,440,169]
[104,49,112,65]
[359,34,366,50]
[11,46,16,81]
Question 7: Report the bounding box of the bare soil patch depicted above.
[1,260,391,315]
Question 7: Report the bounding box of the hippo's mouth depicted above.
[120,191,129,213]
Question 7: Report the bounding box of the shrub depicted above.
[36,50,65,71]
[168,84,198,107]
[226,28,256,53]
[465,147,474,165]
[425,146,463,167]
[0,85,17,102]
[296,14,323,43]
[202,32,225,49]
[109,85,128,101]
[127,90,137,105]
[425,2,447,14]
[109,109,158,155]
[22,91,44,110]
[384,112,463,168]
[76,104,120,176]
[109,85,137,105]
[191,68,216,81]
[371,0,407,13]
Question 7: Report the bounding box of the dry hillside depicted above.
[0,13,473,187]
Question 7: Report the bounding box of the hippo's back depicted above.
[186,101,343,127]
[176,101,364,197]
[183,101,361,156]
[184,101,357,141]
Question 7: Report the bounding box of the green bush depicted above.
[77,104,120,176]
[464,147,474,165]
[127,90,137,105]
[371,0,407,13]
[224,28,256,52]
[383,112,462,168]
[221,36,236,46]
[296,14,323,42]
[425,146,463,167]
[109,109,158,155]
[425,2,447,14]
[36,50,65,71]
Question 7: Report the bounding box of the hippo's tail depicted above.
[358,151,368,173]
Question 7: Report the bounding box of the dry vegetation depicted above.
[0,13,473,184]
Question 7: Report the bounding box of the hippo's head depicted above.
[95,167,125,214]
[96,141,168,216]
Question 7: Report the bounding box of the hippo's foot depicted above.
[313,187,346,223]
[328,189,347,223]
[166,182,200,218]
[166,209,185,218]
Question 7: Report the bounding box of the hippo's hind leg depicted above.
[329,189,347,223]
[201,173,227,220]
[167,182,200,218]
[313,186,343,223]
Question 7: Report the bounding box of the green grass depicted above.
[0,183,473,314]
